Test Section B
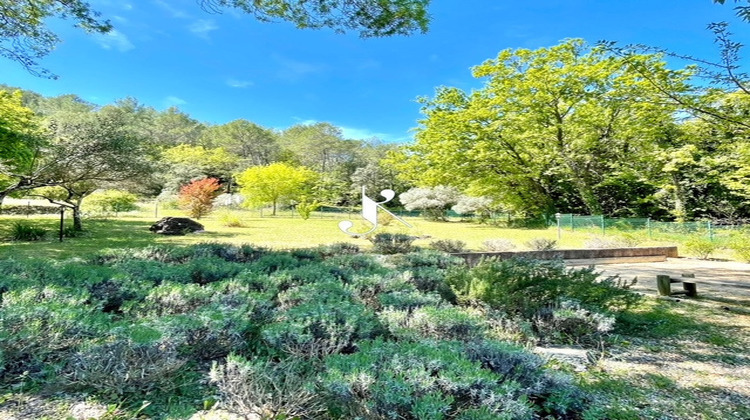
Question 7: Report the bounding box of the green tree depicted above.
[236,162,317,215]
[402,39,680,217]
[714,0,750,21]
[0,0,112,78]
[31,110,154,230]
[201,119,279,166]
[161,144,239,194]
[0,90,48,203]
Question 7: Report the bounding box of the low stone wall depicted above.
[452,246,679,267]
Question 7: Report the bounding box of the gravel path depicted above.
[583,257,750,306]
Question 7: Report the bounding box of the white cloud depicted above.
[163,96,187,108]
[154,0,189,18]
[93,30,134,52]
[226,79,253,88]
[189,19,219,39]
[273,54,326,81]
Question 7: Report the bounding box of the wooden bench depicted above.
[656,273,750,297]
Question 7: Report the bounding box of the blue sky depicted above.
[2,0,749,143]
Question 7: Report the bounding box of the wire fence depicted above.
[554,214,747,242]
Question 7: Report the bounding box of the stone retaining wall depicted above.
[452,246,679,267]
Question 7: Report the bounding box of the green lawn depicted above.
[0,207,728,260]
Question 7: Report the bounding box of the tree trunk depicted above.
[272,199,277,216]
[72,196,85,231]
[671,174,688,222]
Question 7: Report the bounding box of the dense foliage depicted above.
[0,243,646,418]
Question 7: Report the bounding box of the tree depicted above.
[0,1,112,78]
[179,177,221,219]
[0,90,48,204]
[399,186,460,221]
[30,110,154,230]
[161,144,239,194]
[401,40,680,217]
[714,0,750,21]
[201,0,430,37]
[201,119,279,166]
[2,1,430,76]
[236,163,317,215]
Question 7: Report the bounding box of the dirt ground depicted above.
[578,257,750,307]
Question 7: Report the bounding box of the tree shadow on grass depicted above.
[614,300,745,348]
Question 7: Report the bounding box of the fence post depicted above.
[601,215,606,235]
[708,220,713,241]
[647,218,652,239]
[59,207,64,243]
[570,214,575,232]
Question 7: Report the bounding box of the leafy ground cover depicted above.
[0,239,746,419]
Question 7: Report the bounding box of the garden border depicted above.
[452,246,679,267]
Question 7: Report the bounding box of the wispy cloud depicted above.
[273,54,326,82]
[154,0,189,18]
[189,19,219,39]
[93,30,134,52]
[226,78,253,88]
[163,96,187,108]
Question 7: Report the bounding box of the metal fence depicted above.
[555,214,746,242]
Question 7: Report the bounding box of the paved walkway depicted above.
[577,258,750,307]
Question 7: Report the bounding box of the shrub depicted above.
[316,242,360,257]
[178,177,222,219]
[684,236,718,259]
[65,340,187,399]
[368,232,416,254]
[321,339,584,419]
[729,234,750,262]
[380,305,486,341]
[533,300,615,345]
[525,237,558,251]
[85,189,139,216]
[584,236,623,249]
[10,221,47,241]
[262,297,384,358]
[389,250,464,270]
[378,290,445,311]
[430,239,467,253]
[216,210,245,227]
[160,307,255,360]
[210,355,324,419]
[482,238,516,252]
[296,198,321,220]
[446,258,640,318]
[187,256,243,285]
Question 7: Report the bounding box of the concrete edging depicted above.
[451,246,679,267]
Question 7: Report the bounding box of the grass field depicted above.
[0,206,709,260]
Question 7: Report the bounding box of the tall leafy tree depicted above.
[201,119,279,167]
[402,39,680,216]
[0,90,46,203]
[31,110,153,230]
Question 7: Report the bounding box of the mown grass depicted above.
[578,299,750,420]
[0,207,709,260]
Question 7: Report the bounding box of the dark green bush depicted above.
[249,253,301,274]
[159,307,256,360]
[378,290,446,311]
[447,258,640,318]
[190,242,269,263]
[187,256,243,285]
[262,297,384,357]
[368,232,417,254]
[10,221,47,241]
[389,249,464,270]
